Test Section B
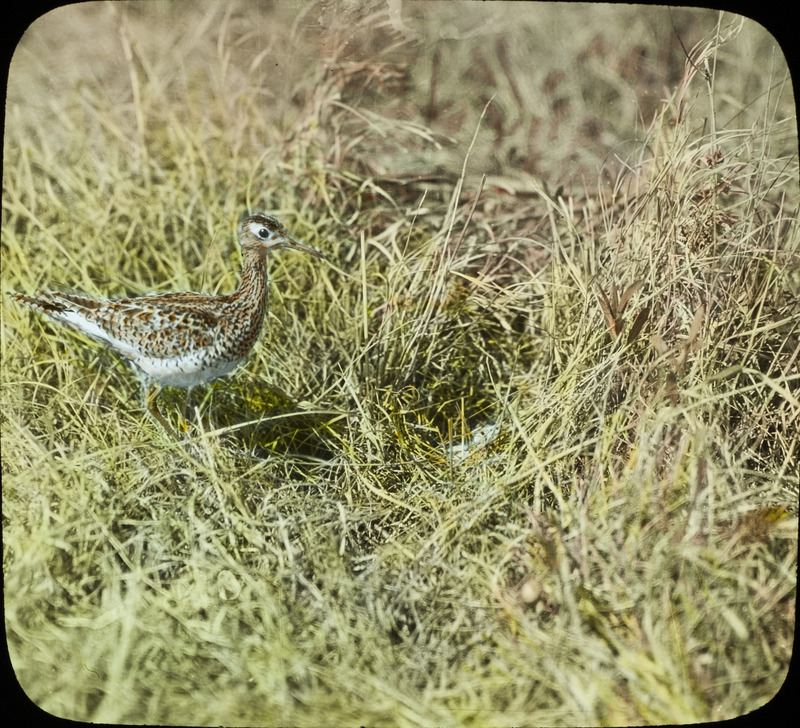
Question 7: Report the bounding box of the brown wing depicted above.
[16,290,226,357]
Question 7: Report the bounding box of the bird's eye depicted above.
[257,227,269,239]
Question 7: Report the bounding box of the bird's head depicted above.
[238,213,324,259]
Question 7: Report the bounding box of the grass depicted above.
[2,2,797,725]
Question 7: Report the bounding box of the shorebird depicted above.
[12,213,325,442]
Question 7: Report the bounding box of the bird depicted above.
[12,213,325,442]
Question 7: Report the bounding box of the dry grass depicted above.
[2,2,797,725]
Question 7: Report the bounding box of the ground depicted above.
[2,2,797,725]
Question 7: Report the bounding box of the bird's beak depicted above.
[282,237,326,259]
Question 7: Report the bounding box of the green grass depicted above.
[2,2,797,725]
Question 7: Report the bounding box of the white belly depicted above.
[132,351,241,388]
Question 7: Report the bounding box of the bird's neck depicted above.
[234,245,269,316]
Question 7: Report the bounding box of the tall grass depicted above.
[2,2,797,725]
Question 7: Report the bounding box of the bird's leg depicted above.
[144,383,181,442]
[184,386,197,429]
[144,383,210,464]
